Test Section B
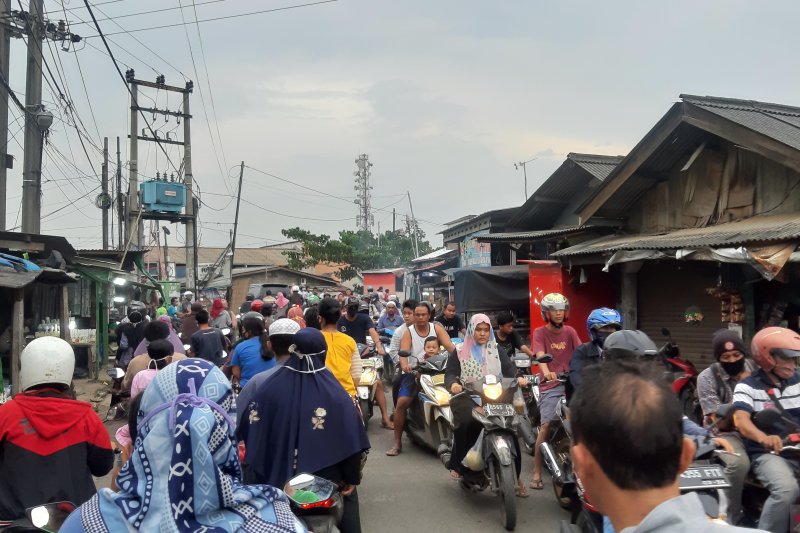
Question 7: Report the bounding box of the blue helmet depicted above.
[587,308,623,345]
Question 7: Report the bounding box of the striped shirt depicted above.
[733,368,800,457]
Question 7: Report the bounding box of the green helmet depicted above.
[307,294,320,305]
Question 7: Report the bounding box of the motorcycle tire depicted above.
[359,398,371,427]
[680,384,701,425]
[552,438,574,510]
[494,458,517,531]
[575,507,603,533]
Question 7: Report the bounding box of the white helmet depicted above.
[291,285,300,293]
[19,337,75,391]
[183,291,193,297]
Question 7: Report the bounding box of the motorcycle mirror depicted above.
[106,368,125,379]
[221,328,231,336]
[535,354,554,364]
[752,408,782,431]
[27,502,76,530]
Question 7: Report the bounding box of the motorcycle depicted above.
[658,328,701,423]
[356,343,384,427]
[284,473,343,533]
[105,367,128,422]
[511,353,553,455]
[0,501,76,532]
[404,354,454,459]
[537,372,574,510]
[453,374,525,531]
[378,329,396,385]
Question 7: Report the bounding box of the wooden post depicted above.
[620,262,643,330]
[60,285,71,344]
[11,288,23,394]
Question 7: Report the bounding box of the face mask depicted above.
[593,330,613,347]
[720,358,745,377]
[549,320,563,329]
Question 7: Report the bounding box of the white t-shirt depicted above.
[409,322,436,360]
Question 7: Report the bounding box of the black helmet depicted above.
[602,330,658,359]
[358,302,369,314]
[345,296,359,307]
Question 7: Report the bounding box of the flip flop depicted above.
[385,447,401,457]
[516,485,530,498]
[381,421,395,430]
[529,479,544,490]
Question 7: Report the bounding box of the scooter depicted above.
[284,473,343,533]
[0,501,76,532]
[378,329,396,385]
[454,375,524,531]
[658,328,701,423]
[355,348,384,427]
[537,373,574,510]
[404,354,454,459]
[511,353,553,455]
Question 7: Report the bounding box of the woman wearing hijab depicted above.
[287,305,307,328]
[114,311,145,370]
[61,358,305,533]
[132,316,186,358]
[275,292,290,318]
[444,314,527,494]
[210,298,232,329]
[241,328,370,533]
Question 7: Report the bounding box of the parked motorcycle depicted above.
[1,501,76,532]
[453,374,525,531]
[404,354,454,459]
[284,473,343,533]
[658,328,701,423]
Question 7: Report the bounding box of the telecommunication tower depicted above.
[353,154,374,232]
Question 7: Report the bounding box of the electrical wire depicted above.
[83,0,339,37]
[67,0,229,26]
[200,191,355,222]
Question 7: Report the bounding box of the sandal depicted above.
[529,478,544,490]
[385,446,402,457]
[516,484,530,498]
[381,421,395,430]
[450,470,463,481]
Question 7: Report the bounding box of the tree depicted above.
[281,227,433,281]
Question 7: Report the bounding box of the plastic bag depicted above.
[463,429,485,471]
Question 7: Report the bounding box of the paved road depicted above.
[359,416,569,532]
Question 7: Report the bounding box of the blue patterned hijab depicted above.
[78,359,305,533]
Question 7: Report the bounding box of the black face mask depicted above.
[593,330,613,348]
[720,358,745,377]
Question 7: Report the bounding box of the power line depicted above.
[201,191,355,222]
[67,0,229,26]
[83,0,339,37]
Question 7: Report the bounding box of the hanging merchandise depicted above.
[707,288,746,326]
[684,306,704,325]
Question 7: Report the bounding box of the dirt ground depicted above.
[73,377,124,490]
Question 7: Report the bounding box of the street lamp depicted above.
[514,157,537,200]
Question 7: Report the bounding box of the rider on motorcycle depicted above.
[568,307,623,395]
[697,329,755,525]
[733,327,800,533]
[0,337,113,522]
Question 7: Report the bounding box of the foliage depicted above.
[281,227,433,281]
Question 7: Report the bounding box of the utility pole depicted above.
[116,136,122,247]
[230,161,244,271]
[353,154,374,232]
[183,84,196,292]
[125,75,139,247]
[162,226,171,280]
[392,208,396,233]
[514,157,537,200]
[407,191,419,258]
[102,137,109,249]
[21,0,53,234]
[0,0,10,231]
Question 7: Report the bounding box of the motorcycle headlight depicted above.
[484,382,503,400]
[359,369,376,385]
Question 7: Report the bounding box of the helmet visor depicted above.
[771,348,800,360]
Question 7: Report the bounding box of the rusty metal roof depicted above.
[552,213,800,257]
[476,225,602,243]
[682,94,800,151]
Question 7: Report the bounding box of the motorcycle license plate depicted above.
[485,403,514,417]
[432,374,445,386]
[679,465,730,490]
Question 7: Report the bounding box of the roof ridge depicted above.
[567,152,625,164]
[681,94,800,117]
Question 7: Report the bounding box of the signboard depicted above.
[460,230,491,268]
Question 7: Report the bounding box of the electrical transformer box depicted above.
[140,180,186,213]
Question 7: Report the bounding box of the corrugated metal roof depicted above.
[552,213,800,257]
[476,225,598,243]
[568,153,624,181]
[412,247,457,263]
[682,94,800,152]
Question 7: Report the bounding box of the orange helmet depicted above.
[750,327,800,371]
[251,299,264,312]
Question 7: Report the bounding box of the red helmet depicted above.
[750,327,800,371]
[251,299,264,312]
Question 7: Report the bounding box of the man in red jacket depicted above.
[0,337,113,522]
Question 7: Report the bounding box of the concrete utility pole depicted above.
[407,191,419,258]
[230,161,244,271]
[183,85,196,291]
[116,136,122,247]
[126,76,139,247]
[0,0,10,231]
[21,0,52,234]
[102,137,109,249]
[354,153,374,232]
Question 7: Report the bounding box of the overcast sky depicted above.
[5,0,800,252]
